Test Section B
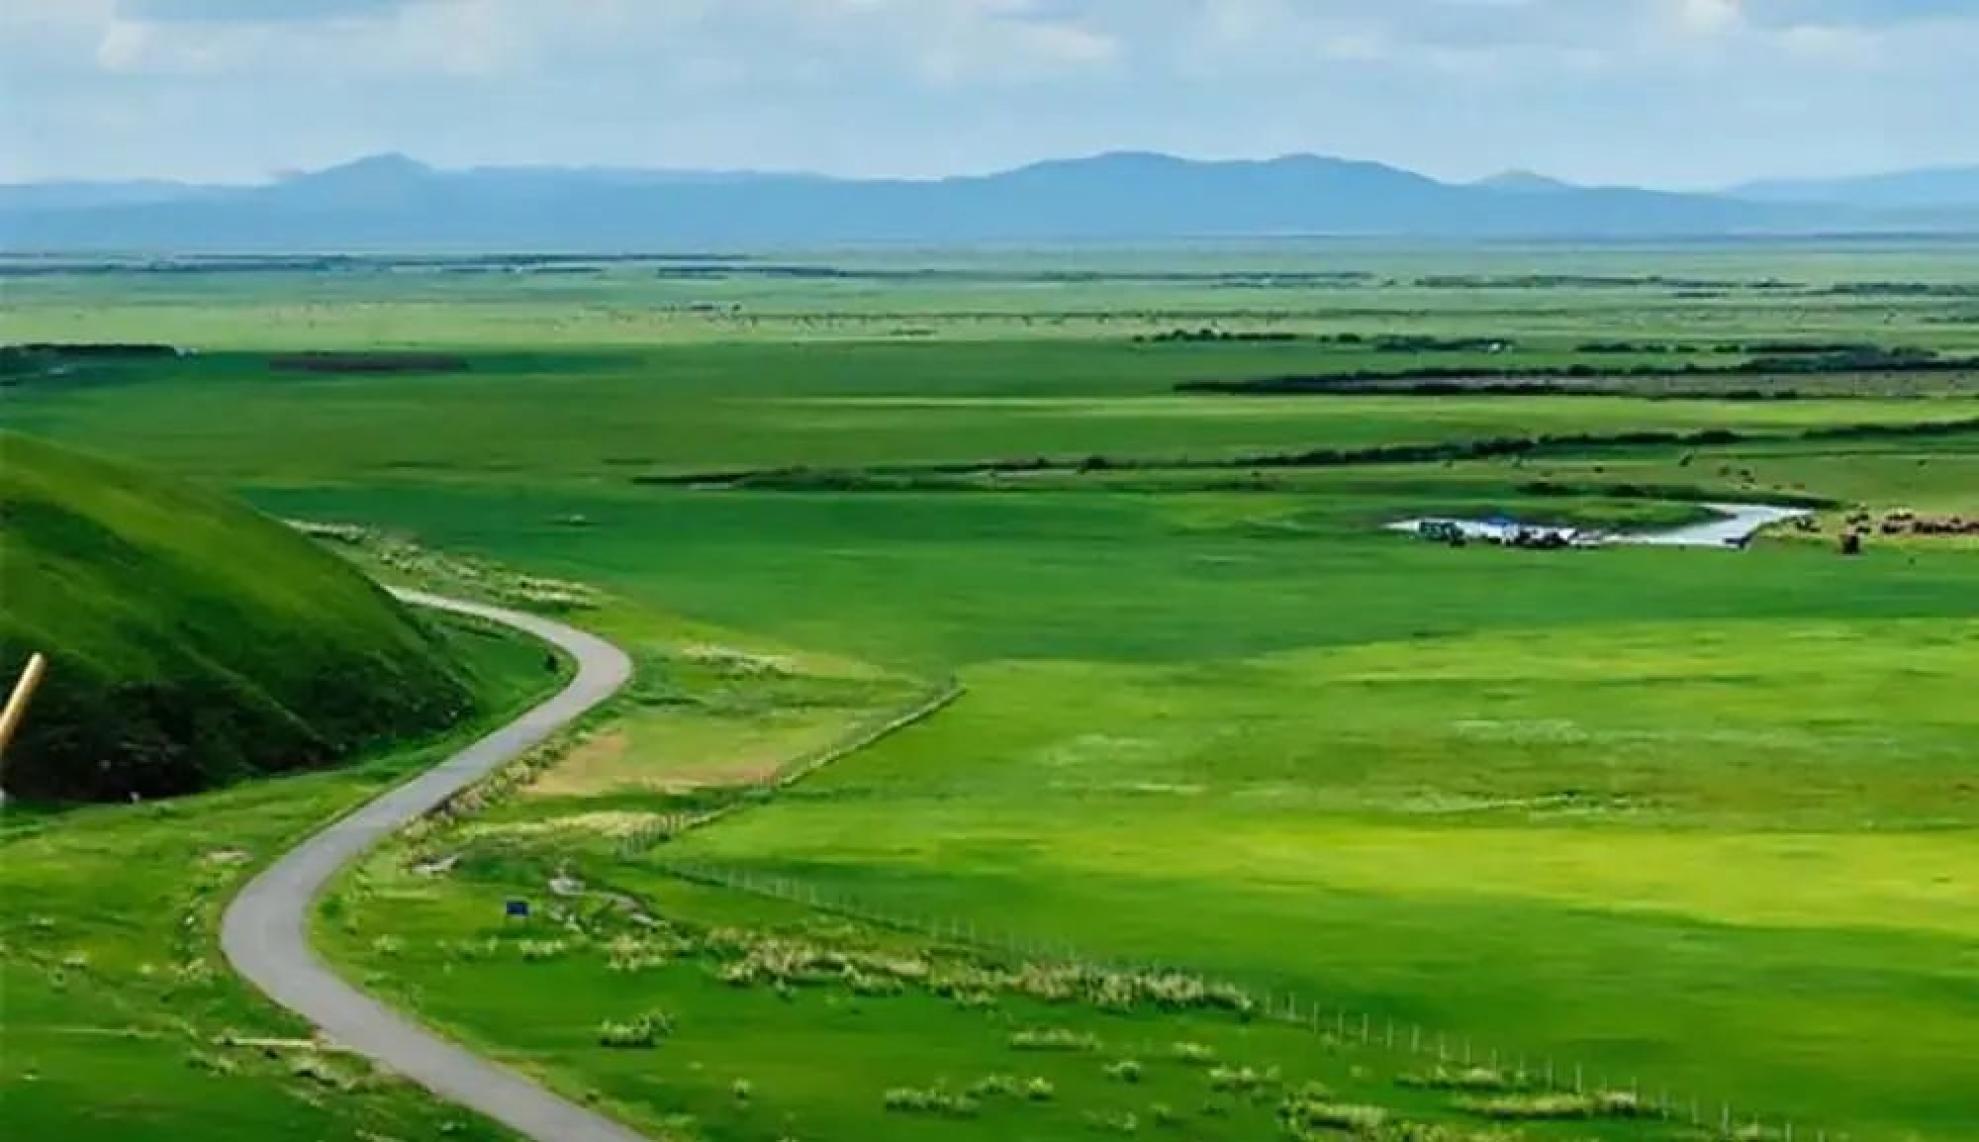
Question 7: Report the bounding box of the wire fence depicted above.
[555,667,1839,1142]
[612,675,963,857]
[652,856,1841,1142]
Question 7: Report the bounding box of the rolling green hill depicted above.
[0,431,482,801]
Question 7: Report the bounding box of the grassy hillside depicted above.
[5,248,1976,1139]
[0,431,481,801]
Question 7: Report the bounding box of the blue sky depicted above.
[2,0,1974,187]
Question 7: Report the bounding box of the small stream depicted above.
[1387,502,1813,550]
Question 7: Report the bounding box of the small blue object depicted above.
[505,899,530,919]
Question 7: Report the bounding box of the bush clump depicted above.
[881,1086,980,1118]
[1276,1086,1389,1136]
[1010,1027,1101,1053]
[518,939,569,961]
[604,934,671,973]
[1208,1064,1279,1094]
[1398,1066,1529,1093]
[1457,1089,1647,1120]
[596,1009,673,1049]
[1105,1058,1145,1084]
[1086,1109,1142,1134]
[967,1073,1019,1099]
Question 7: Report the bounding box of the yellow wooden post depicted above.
[0,652,48,758]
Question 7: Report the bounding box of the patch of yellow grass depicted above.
[525,729,632,797]
[526,708,877,797]
[461,811,672,840]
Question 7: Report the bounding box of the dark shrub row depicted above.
[633,417,1979,491]
[1178,348,1973,395]
[269,352,470,374]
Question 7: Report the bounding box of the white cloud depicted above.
[1017,20,1119,66]
[0,0,1973,184]
[1674,0,1743,35]
[1778,22,1880,66]
[93,19,150,70]
[385,0,531,77]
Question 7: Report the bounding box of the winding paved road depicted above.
[220,589,646,1142]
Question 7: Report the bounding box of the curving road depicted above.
[220,589,646,1142]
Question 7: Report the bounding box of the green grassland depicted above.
[3,243,1976,1140]
[4,343,1976,492]
[274,466,1975,1140]
[6,241,1979,349]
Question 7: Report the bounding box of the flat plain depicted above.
[2,241,1975,1141]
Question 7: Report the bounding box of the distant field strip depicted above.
[632,414,1979,489]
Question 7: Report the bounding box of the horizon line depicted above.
[6,149,1977,196]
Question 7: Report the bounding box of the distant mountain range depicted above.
[1731,165,1979,210]
[3,152,1975,251]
